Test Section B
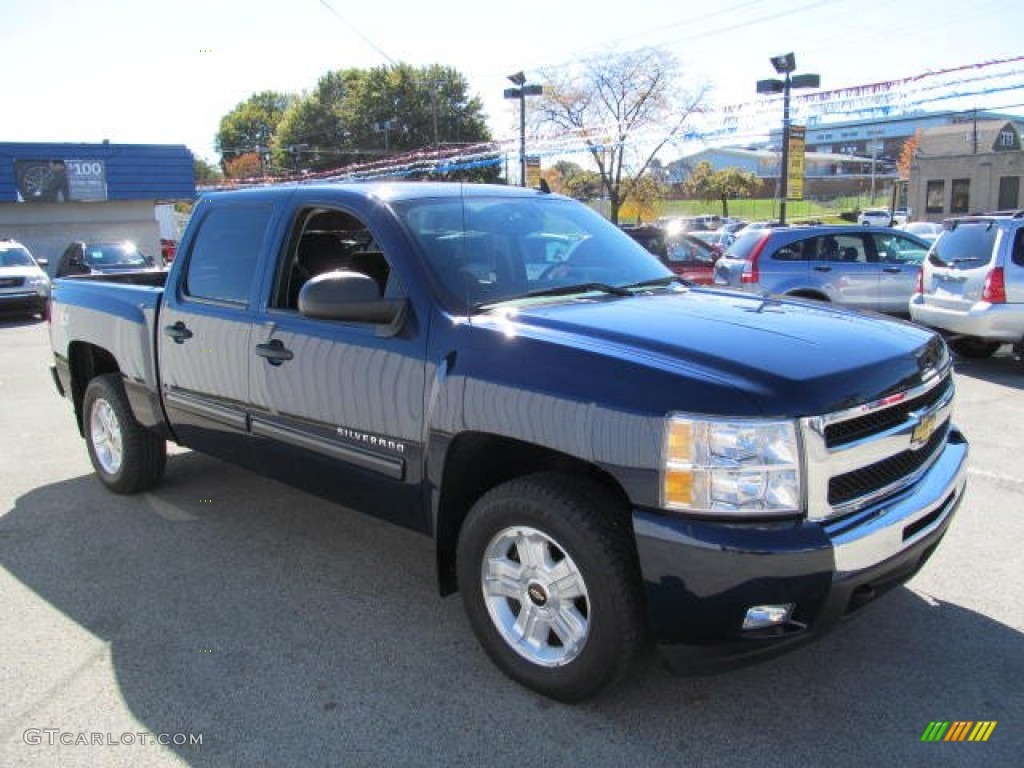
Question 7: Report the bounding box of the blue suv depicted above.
[713,225,931,315]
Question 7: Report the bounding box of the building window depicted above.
[926,180,945,214]
[998,176,1020,210]
[950,179,971,214]
[998,129,1017,148]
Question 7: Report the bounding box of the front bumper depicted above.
[632,426,968,672]
[909,296,1024,342]
[0,292,47,314]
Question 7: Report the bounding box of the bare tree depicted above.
[536,49,707,223]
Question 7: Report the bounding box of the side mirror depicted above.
[298,270,405,325]
[36,257,49,268]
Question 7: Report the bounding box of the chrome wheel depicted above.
[481,525,590,667]
[89,398,123,475]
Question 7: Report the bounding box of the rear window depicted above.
[928,222,999,268]
[723,231,767,262]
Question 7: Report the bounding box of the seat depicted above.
[841,247,859,262]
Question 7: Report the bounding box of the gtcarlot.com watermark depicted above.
[23,728,203,747]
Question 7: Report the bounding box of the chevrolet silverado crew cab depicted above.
[49,182,969,701]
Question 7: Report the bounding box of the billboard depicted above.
[14,159,108,202]
[786,125,806,201]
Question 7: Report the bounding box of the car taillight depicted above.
[741,234,770,284]
[982,267,1006,303]
[914,267,923,295]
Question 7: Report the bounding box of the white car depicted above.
[900,221,944,243]
[858,208,893,227]
[0,239,50,318]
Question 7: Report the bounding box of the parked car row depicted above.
[0,238,165,321]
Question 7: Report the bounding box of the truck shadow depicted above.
[2,452,1020,767]
[952,348,1023,389]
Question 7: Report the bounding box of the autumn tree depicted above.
[619,174,668,223]
[535,48,707,223]
[897,129,922,179]
[215,91,295,167]
[685,161,758,217]
[223,152,263,179]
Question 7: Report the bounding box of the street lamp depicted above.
[503,71,543,186]
[756,53,820,225]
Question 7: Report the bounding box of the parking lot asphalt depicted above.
[1,317,1021,767]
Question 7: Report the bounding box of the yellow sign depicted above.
[525,157,542,189]
[787,125,806,201]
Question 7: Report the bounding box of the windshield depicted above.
[0,247,36,268]
[394,195,671,309]
[83,242,153,268]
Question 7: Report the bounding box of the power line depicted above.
[317,0,399,67]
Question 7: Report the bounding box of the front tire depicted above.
[456,473,646,701]
[83,373,166,494]
[949,337,1001,359]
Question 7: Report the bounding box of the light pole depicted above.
[503,71,543,186]
[756,53,819,225]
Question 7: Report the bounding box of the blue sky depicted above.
[2,0,1021,162]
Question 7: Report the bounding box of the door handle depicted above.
[255,339,294,365]
[882,266,902,273]
[164,321,193,344]
[813,265,832,272]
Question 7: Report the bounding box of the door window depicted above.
[870,233,929,265]
[273,207,399,312]
[184,204,272,305]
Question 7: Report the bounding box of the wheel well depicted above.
[434,432,630,596]
[68,342,120,435]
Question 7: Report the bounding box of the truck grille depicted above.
[0,277,26,289]
[802,363,954,522]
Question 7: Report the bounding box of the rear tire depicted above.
[949,337,1001,359]
[83,373,166,494]
[456,473,646,701]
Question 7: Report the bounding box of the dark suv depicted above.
[714,225,931,314]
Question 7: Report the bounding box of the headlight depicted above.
[28,275,51,295]
[662,415,803,517]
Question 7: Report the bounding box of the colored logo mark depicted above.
[921,721,997,742]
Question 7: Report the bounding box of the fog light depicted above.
[742,604,794,631]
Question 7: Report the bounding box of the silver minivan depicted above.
[714,225,931,315]
[909,213,1024,358]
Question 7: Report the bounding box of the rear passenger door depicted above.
[808,232,878,310]
[158,201,274,461]
[248,204,428,530]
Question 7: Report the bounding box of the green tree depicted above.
[215,91,295,167]
[192,154,223,184]
[536,48,707,223]
[544,160,603,201]
[685,161,758,217]
[620,175,667,223]
[270,64,495,179]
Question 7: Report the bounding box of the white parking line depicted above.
[967,467,1024,488]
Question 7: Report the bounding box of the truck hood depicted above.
[473,288,945,417]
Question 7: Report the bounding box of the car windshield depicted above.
[0,247,36,268]
[83,243,152,268]
[394,195,671,310]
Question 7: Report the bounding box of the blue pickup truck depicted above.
[49,182,968,701]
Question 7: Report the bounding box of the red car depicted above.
[621,225,719,284]
[161,238,178,263]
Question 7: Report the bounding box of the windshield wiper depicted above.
[476,282,632,310]
[620,275,691,290]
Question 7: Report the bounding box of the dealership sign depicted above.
[14,159,108,202]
